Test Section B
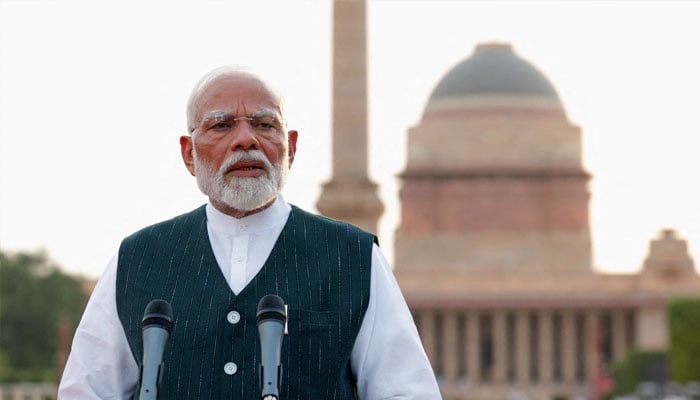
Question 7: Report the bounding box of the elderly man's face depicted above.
[180,75,297,216]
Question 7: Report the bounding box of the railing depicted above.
[0,383,56,400]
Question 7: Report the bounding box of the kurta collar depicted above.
[205,195,291,236]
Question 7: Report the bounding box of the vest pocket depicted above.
[282,309,342,397]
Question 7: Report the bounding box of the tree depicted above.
[607,350,667,399]
[668,298,700,381]
[0,249,89,382]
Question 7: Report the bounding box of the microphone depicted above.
[138,299,173,400]
[257,295,286,400]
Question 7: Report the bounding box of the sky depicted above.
[1,0,699,279]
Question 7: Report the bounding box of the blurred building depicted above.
[391,42,700,400]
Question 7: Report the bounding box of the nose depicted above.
[228,119,260,151]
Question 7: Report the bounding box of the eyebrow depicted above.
[199,110,229,124]
[199,108,282,123]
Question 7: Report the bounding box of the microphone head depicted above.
[143,299,173,332]
[256,295,286,324]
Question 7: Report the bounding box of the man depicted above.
[59,67,441,399]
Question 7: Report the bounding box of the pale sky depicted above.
[1,0,699,279]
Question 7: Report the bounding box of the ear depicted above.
[287,130,298,167]
[180,135,196,176]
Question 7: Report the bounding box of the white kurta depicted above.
[58,196,441,399]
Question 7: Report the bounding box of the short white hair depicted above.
[186,66,286,133]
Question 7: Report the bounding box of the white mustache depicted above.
[218,150,273,176]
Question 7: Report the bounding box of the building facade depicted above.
[392,43,700,400]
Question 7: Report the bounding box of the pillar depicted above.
[443,310,459,384]
[611,309,628,362]
[493,311,507,384]
[515,311,530,385]
[586,310,601,400]
[562,311,576,384]
[317,0,384,233]
[467,311,480,384]
[539,310,554,384]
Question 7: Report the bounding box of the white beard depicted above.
[193,149,288,212]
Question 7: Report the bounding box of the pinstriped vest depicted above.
[116,205,376,400]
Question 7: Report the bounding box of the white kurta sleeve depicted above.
[58,252,139,399]
[351,244,442,399]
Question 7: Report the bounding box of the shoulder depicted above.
[288,205,379,246]
[120,205,207,247]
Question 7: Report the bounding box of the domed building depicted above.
[397,42,590,276]
[392,43,700,400]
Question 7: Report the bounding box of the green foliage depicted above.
[668,298,700,381]
[608,350,667,399]
[0,249,89,382]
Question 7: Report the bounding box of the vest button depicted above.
[224,362,238,375]
[227,311,241,324]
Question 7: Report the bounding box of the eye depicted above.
[252,116,279,131]
[209,121,232,130]
[200,112,234,132]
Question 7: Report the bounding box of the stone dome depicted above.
[428,42,562,105]
[408,41,581,175]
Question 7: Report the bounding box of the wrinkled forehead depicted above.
[193,75,284,119]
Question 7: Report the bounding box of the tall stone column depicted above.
[317,0,384,234]
[515,311,530,385]
[493,311,507,384]
[562,311,576,384]
[586,310,601,400]
[467,312,480,384]
[538,310,554,384]
[611,309,628,362]
[443,311,460,384]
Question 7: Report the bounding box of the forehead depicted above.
[194,75,281,118]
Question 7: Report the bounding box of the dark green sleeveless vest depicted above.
[116,205,376,399]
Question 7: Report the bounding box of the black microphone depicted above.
[138,299,173,400]
[257,295,286,400]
